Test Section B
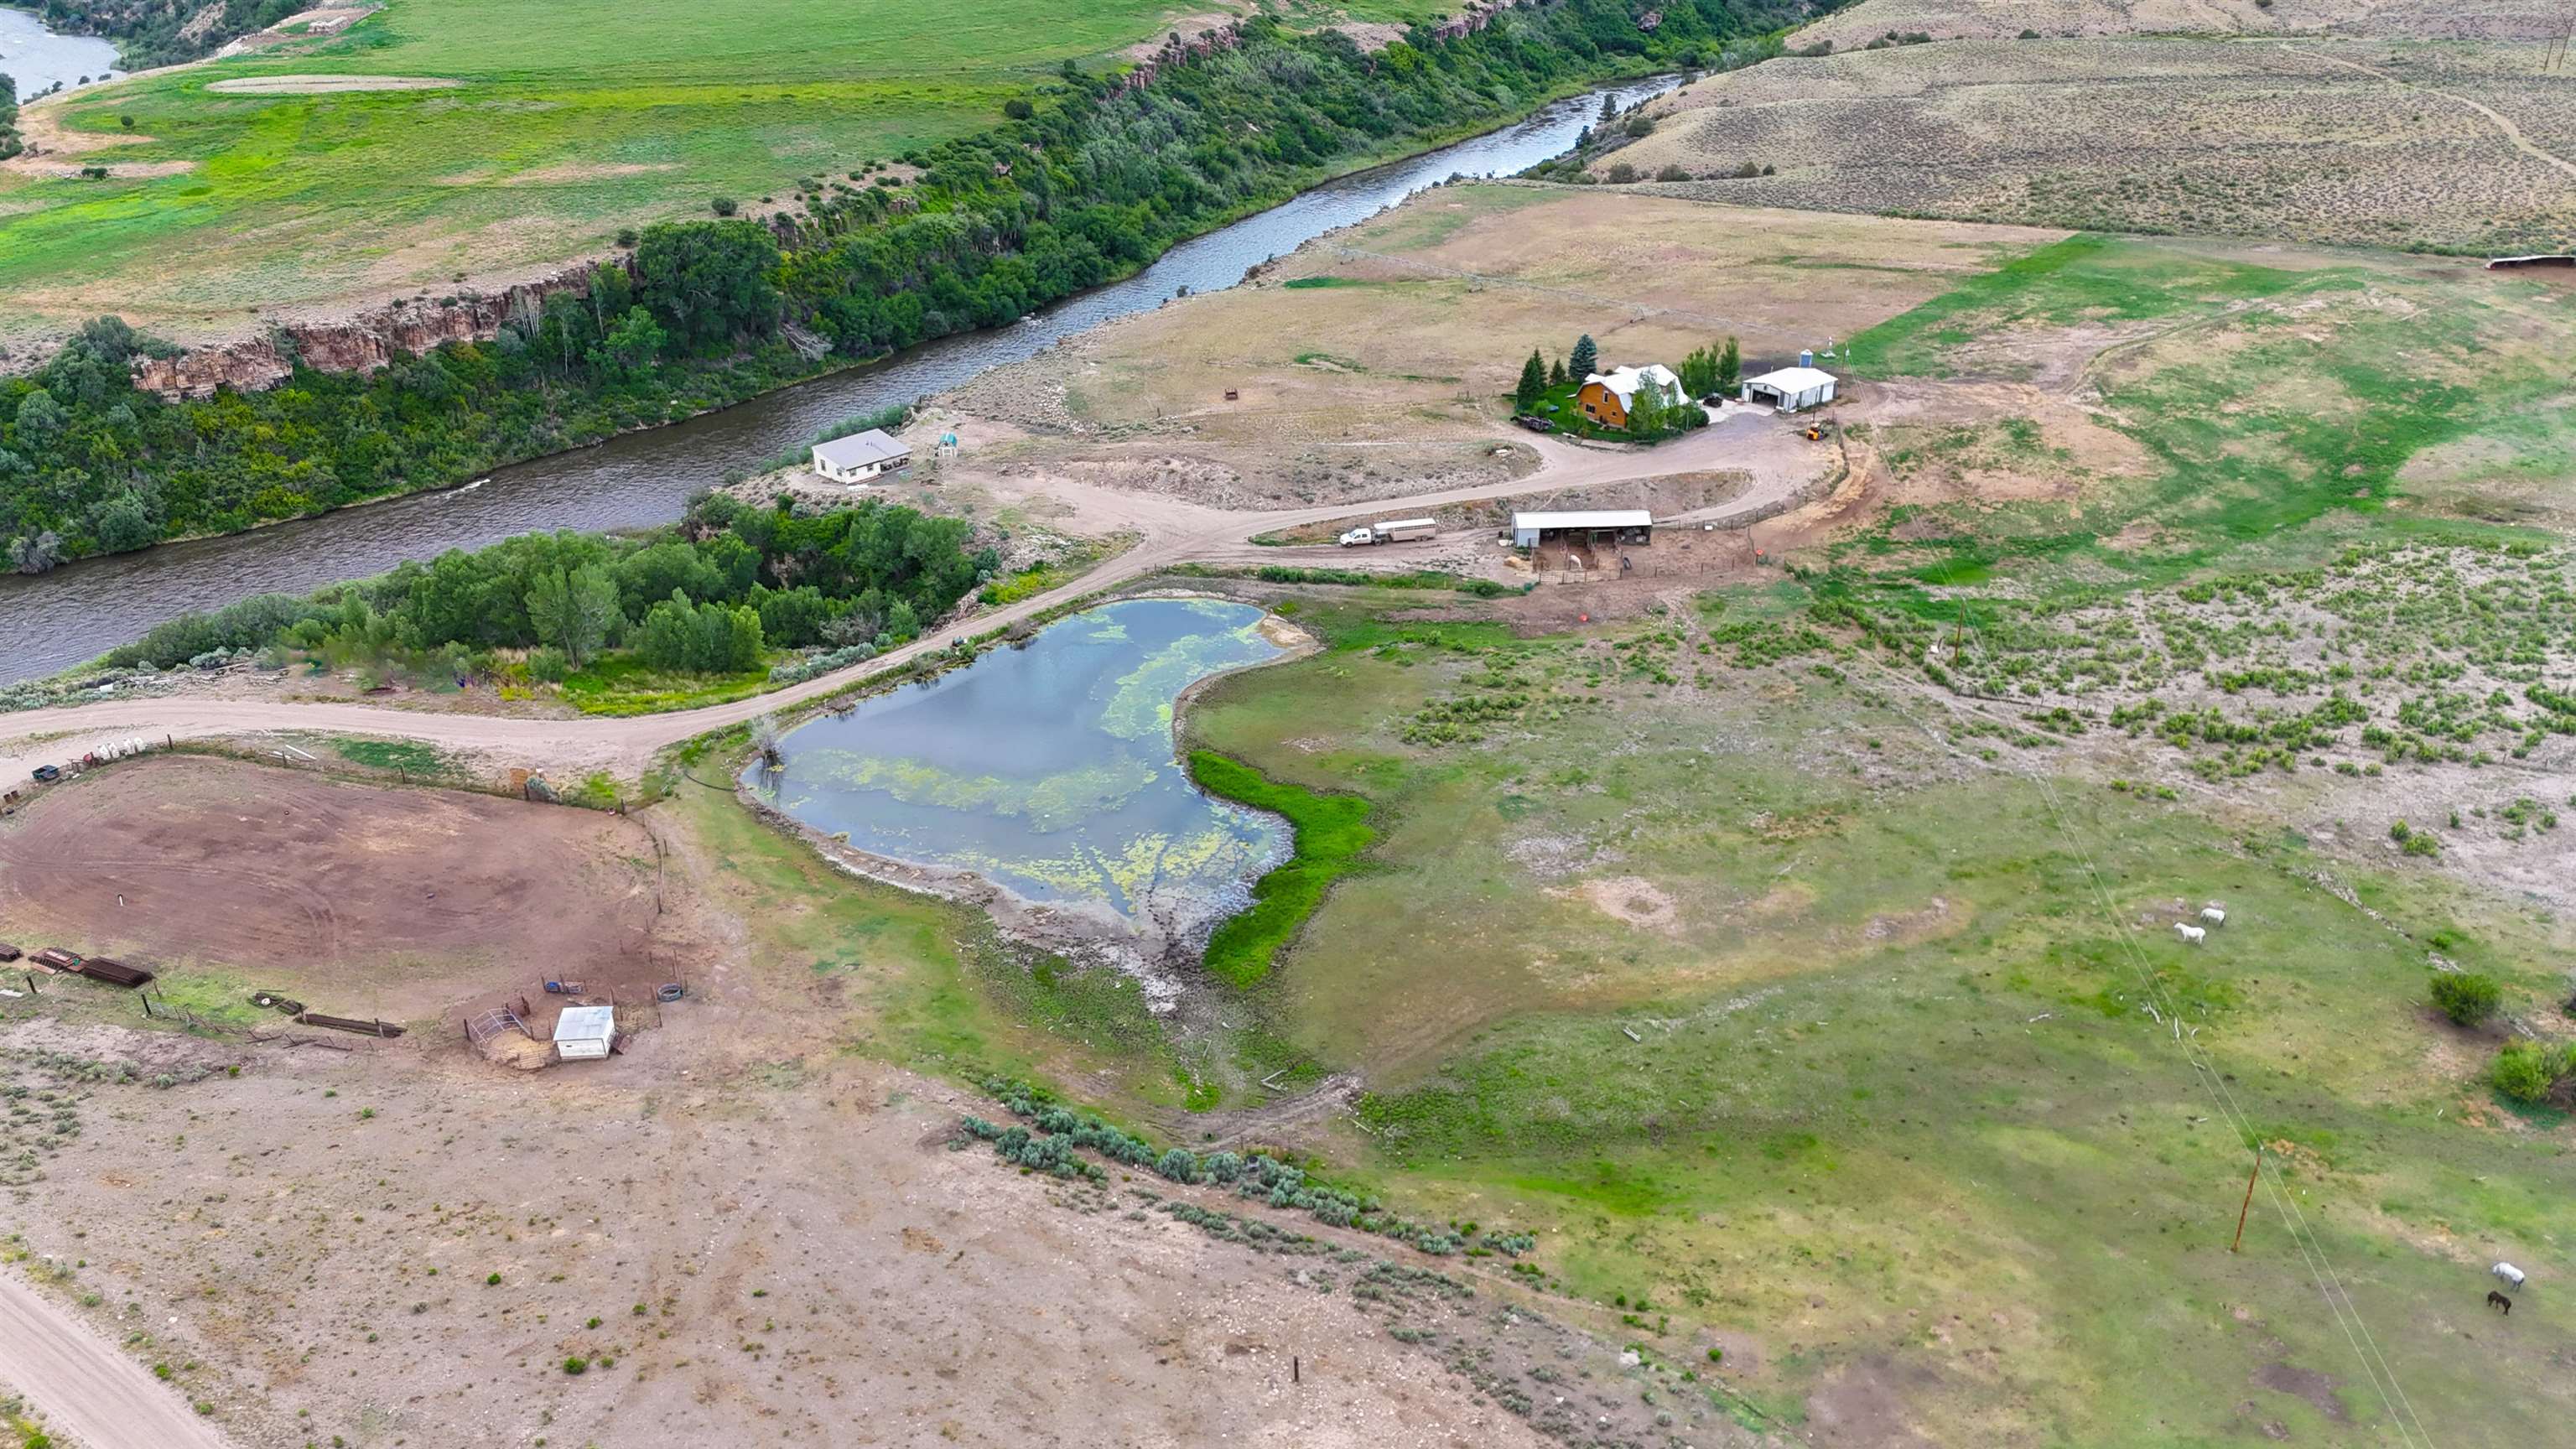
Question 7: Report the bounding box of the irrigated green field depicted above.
[0,0,1215,338]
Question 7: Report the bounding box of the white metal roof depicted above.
[554,1005,615,1044]
[1744,366,1837,392]
[811,428,910,468]
[1513,510,1653,530]
[1583,364,1682,407]
[1376,517,1436,530]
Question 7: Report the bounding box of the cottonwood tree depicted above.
[1626,377,1670,436]
[526,563,622,666]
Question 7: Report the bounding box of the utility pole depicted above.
[2231,1146,2262,1253]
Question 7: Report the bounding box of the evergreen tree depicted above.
[1549,357,1568,387]
[1717,335,1741,390]
[1570,334,1598,378]
[1678,345,1719,397]
[1514,350,1547,411]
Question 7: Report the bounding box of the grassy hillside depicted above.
[0,0,1203,337]
[1121,232,2576,1441]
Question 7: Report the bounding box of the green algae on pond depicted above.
[746,599,1291,932]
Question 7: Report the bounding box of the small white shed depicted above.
[553,1005,617,1062]
[811,428,911,483]
[1740,366,1838,413]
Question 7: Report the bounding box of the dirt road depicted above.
[0,413,1818,780]
[2284,45,2576,184]
[0,1268,235,1449]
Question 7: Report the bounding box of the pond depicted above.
[744,598,1291,944]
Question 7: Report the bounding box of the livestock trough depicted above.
[75,957,156,988]
[295,1012,406,1039]
[29,948,82,971]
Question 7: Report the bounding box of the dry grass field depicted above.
[935,185,2057,510]
[1601,35,2576,252]
[0,768,1685,1449]
[1793,0,2573,48]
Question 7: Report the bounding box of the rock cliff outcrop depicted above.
[131,263,599,399]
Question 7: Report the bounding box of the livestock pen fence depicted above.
[163,735,636,810]
[7,969,398,1054]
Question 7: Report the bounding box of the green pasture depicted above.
[0,0,1198,330]
[1173,589,2576,1446]
[1841,232,2576,588]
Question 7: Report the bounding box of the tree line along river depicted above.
[0,78,1675,683]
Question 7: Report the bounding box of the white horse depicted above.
[2200,906,2227,927]
[2174,923,2206,945]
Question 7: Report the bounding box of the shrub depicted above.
[563,1357,589,1375]
[486,1272,501,1285]
[2490,1040,2562,1103]
[1156,1148,1200,1184]
[710,196,738,216]
[1605,162,1640,184]
[2430,972,2502,1027]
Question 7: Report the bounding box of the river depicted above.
[0,7,119,99]
[0,76,1674,682]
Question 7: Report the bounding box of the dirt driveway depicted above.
[0,1266,233,1449]
[0,414,1828,782]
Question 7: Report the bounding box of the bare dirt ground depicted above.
[0,756,671,1029]
[1607,35,2576,252]
[0,1269,225,1449]
[0,1020,1574,1449]
[0,761,1780,1449]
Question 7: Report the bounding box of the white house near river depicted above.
[811,428,912,484]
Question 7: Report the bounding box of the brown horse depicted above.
[2487,1290,2513,1315]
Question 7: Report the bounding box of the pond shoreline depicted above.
[736,598,1317,1013]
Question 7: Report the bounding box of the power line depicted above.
[1935,572,2436,1449]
